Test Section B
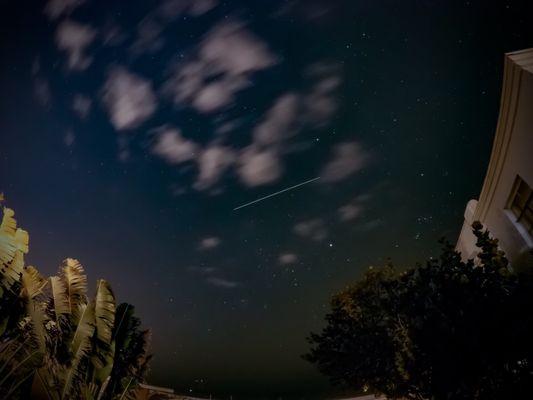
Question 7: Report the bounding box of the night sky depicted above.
[1,1,532,398]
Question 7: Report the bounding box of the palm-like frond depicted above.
[0,208,37,399]
[92,279,116,387]
[60,258,88,314]
[20,266,48,353]
[47,259,88,331]
[116,329,152,400]
[92,340,115,388]
[0,336,42,399]
[1,206,153,400]
[105,304,151,399]
[0,208,29,257]
[49,276,70,324]
[0,208,29,297]
[94,279,115,345]
[62,302,95,399]
[69,303,95,363]
[21,266,47,299]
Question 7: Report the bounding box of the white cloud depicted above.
[206,276,240,289]
[303,62,342,127]
[187,0,217,16]
[356,218,384,232]
[198,236,221,250]
[164,61,204,105]
[233,93,301,187]
[55,20,97,71]
[150,128,236,190]
[130,17,165,56]
[215,119,242,135]
[150,128,237,190]
[192,77,247,113]
[64,130,75,147]
[230,79,340,189]
[101,67,157,130]
[338,203,362,222]
[164,20,278,113]
[337,194,370,222]
[129,0,218,57]
[279,253,298,265]
[34,78,52,107]
[117,136,130,162]
[72,94,92,119]
[187,265,218,274]
[237,146,282,187]
[200,21,278,76]
[150,94,302,190]
[293,218,328,242]
[188,262,241,289]
[102,24,127,47]
[151,127,198,164]
[320,142,368,183]
[44,0,85,20]
[194,145,236,190]
[253,93,300,146]
[158,0,217,18]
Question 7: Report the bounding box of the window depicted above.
[508,175,533,235]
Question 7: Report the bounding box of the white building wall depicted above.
[457,49,533,265]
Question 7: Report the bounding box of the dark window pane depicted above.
[517,181,532,198]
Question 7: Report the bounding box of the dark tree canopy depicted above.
[305,222,533,400]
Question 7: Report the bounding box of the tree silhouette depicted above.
[305,222,533,400]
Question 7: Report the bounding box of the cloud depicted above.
[234,93,300,187]
[320,142,368,183]
[355,218,384,232]
[130,0,217,57]
[192,77,248,113]
[279,253,298,265]
[64,130,75,147]
[150,127,236,191]
[130,17,165,56]
[194,145,236,190]
[102,24,127,47]
[215,119,242,135]
[159,0,217,18]
[150,94,300,190]
[206,276,240,289]
[55,20,97,71]
[187,0,217,16]
[338,203,363,222]
[253,93,300,146]
[237,146,282,187]
[151,127,198,164]
[169,183,187,196]
[117,136,130,162]
[187,266,218,274]
[198,236,221,250]
[72,94,92,119]
[101,67,157,130]
[293,218,328,242]
[187,264,241,289]
[164,20,278,113]
[230,78,339,188]
[303,62,342,128]
[44,0,85,20]
[337,194,370,222]
[34,78,52,108]
[200,21,278,76]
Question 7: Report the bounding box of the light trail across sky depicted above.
[233,176,321,211]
